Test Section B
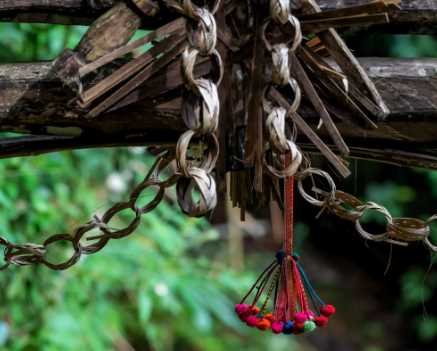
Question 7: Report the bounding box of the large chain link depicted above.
[0,151,180,270]
[263,0,303,178]
[173,0,222,217]
[295,167,437,252]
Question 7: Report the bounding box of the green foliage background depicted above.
[0,23,300,351]
[0,22,436,351]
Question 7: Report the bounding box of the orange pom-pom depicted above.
[257,318,272,331]
[264,313,274,321]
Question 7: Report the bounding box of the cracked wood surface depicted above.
[1,58,437,143]
[318,0,437,33]
[1,1,437,34]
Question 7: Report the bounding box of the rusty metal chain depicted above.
[0,151,180,270]
[295,167,437,252]
[172,0,222,217]
[263,0,303,178]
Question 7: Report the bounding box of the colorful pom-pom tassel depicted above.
[233,175,336,336]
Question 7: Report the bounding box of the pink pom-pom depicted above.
[235,304,250,315]
[320,305,336,317]
[246,315,260,327]
[314,316,329,327]
[294,312,308,324]
[271,321,284,334]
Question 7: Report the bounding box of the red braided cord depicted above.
[284,154,295,319]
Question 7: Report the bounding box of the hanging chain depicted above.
[263,0,303,178]
[1,1,434,272]
[295,167,437,252]
[172,0,223,217]
[0,151,179,270]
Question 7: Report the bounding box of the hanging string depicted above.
[235,154,336,335]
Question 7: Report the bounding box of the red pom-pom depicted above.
[320,305,336,317]
[257,318,272,331]
[246,315,260,327]
[271,321,284,334]
[314,316,329,327]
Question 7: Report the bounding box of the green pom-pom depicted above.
[303,321,317,333]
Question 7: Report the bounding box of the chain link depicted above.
[263,0,303,178]
[174,0,222,217]
[295,168,437,252]
[0,151,180,270]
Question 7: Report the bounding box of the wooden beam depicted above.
[0,0,166,29]
[0,0,114,25]
[1,58,437,148]
[1,1,437,34]
[318,0,437,34]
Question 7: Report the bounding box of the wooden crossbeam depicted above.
[1,58,437,147]
[1,1,437,34]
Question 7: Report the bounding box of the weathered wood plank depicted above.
[1,0,437,34]
[318,0,437,34]
[0,0,114,25]
[1,58,437,143]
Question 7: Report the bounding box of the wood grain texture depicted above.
[2,1,437,34]
[1,58,437,141]
[0,0,114,25]
[318,0,437,34]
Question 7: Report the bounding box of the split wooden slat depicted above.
[245,2,267,192]
[80,34,185,108]
[303,0,390,118]
[269,88,351,178]
[291,53,350,156]
[298,47,378,129]
[301,14,389,33]
[87,38,186,117]
[299,0,400,22]
[79,17,185,77]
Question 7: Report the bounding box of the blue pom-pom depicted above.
[276,250,286,264]
[283,320,294,335]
